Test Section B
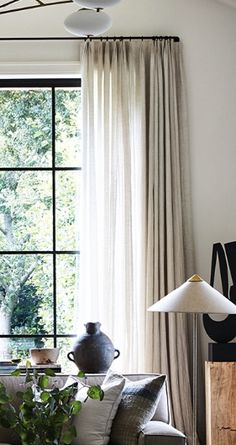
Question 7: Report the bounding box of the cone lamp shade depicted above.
[64,8,112,36]
[148,274,236,314]
[148,274,236,445]
[73,0,121,7]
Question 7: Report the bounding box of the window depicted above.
[0,78,81,371]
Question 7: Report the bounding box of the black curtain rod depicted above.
[0,35,179,42]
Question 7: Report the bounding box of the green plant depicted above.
[0,367,104,445]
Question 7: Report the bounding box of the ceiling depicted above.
[0,0,235,39]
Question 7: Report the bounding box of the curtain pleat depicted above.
[79,39,197,445]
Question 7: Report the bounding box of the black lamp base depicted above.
[208,342,236,361]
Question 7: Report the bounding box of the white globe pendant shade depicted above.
[72,0,121,8]
[64,8,112,36]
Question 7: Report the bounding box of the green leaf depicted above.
[0,393,10,404]
[22,388,33,402]
[38,374,49,389]
[44,368,55,377]
[71,400,82,415]
[11,369,21,376]
[20,402,33,421]
[77,370,85,378]
[20,430,29,441]
[62,425,77,444]
[87,385,104,401]
[25,372,33,384]
[53,411,68,424]
[0,410,16,429]
[16,391,24,400]
[0,384,9,401]
[40,391,50,402]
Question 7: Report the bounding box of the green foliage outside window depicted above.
[0,84,81,367]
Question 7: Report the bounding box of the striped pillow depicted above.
[110,374,166,445]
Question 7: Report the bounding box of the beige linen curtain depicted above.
[79,38,197,445]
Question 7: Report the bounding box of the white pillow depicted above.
[71,370,125,445]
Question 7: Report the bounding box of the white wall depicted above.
[0,0,236,355]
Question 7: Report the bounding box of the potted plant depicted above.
[0,366,104,445]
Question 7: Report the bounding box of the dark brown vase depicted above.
[67,322,120,373]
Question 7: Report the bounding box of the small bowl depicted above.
[11,358,21,365]
[30,348,60,365]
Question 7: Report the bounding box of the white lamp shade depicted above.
[72,0,121,8]
[64,8,112,36]
[148,274,236,314]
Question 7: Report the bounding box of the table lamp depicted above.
[148,274,236,445]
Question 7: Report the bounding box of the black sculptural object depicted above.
[203,242,236,360]
[67,322,120,373]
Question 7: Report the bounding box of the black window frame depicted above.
[0,77,81,349]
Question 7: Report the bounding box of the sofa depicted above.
[0,373,186,445]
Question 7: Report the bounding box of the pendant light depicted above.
[72,0,121,7]
[64,8,112,36]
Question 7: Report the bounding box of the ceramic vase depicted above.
[67,322,120,373]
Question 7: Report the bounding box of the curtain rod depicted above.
[0,35,180,42]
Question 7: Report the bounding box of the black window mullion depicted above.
[52,86,57,348]
[0,78,81,88]
[0,334,77,338]
[0,78,81,363]
[0,167,81,172]
[0,250,80,254]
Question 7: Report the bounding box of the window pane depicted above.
[0,254,53,357]
[0,80,82,371]
[57,337,78,373]
[4,338,78,372]
[56,254,79,335]
[0,88,52,168]
[55,88,81,167]
[9,338,54,363]
[56,171,80,250]
[0,171,52,251]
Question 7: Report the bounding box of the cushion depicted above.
[71,370,125,445]
[138,421,186,445]
[110,374,166,445]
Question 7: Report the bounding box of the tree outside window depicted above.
[0,79,81,372]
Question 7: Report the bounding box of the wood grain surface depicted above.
[205,361,236,445]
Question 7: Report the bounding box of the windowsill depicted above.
[0,62,80,77]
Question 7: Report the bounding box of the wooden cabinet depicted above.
[205,361,236,445]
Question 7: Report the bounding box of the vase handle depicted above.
[67,351,75,363]
[114,349,120,360]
